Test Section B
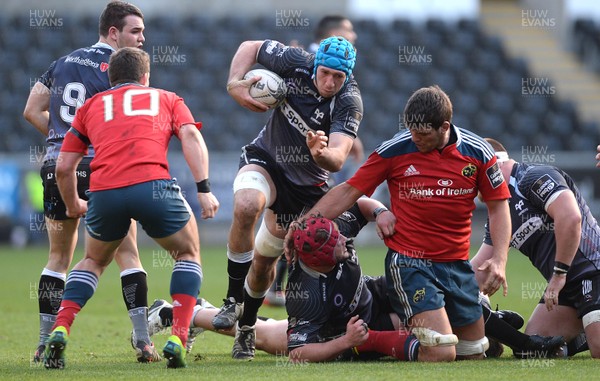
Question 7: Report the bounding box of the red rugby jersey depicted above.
[62,83,200,191]
[347,125,509,261]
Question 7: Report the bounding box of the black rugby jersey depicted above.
[38,42,114,161]
[286,203,371,349]
[484,162,600,282]
[250,40,363,187]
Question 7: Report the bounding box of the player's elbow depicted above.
[23,104,36,124]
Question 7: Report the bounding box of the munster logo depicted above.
[462,163,476,178]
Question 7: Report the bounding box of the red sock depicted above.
[355,330,420,361]
[53,300,82,335]
[171,293,196,347]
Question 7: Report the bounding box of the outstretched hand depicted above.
[306,130,328,158]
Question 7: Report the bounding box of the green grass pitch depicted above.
[0,244,597,381]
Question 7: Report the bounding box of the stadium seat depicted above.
[1,15,598,153]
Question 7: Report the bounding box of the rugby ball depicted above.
[243,69,287,108]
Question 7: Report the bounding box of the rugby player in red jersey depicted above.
[43,47,218,369]
[286,85,512,361]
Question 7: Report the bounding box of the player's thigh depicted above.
[255,319,288,355]
[452,315,485,341]
[409,308,453,333]
[114,220,142,270]
[153,215,199,262]
[525,304,581,338]
[80,233,123,270]
[45,217,80,271]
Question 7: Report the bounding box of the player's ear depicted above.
[107,26,119,43]
[140,72,150,86]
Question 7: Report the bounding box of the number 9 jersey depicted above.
[38,42,116,162]
[61,83,201,191]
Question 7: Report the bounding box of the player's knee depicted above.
[232,196,264,228]
[583,310,600,358]
[255,220,284,258]
[583,309,600,330]
[233,171,271,215]
[455,337,489,359]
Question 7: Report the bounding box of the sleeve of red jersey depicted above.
[478,156,510,201]
[346,151,389,197]
[171,95,202,138]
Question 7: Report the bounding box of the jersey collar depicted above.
[91,41,115,52]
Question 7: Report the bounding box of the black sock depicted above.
[39,274,65,315]
[238,288,263,327]
[121,271,148,310]
[227,259,252,302]
[566,332,588,356]
[160,307,174,327]
[482,305,529,349]
[271,256,287,292]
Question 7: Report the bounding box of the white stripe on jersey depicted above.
[456,127,495,162]
[376,131,411,154]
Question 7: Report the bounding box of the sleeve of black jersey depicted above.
[256,39,312,78]
[38,60,57,89]
[330,81,363,139]
[335,202,369,239]
[521,165,570,210]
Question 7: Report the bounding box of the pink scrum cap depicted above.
[293,216,339,268]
